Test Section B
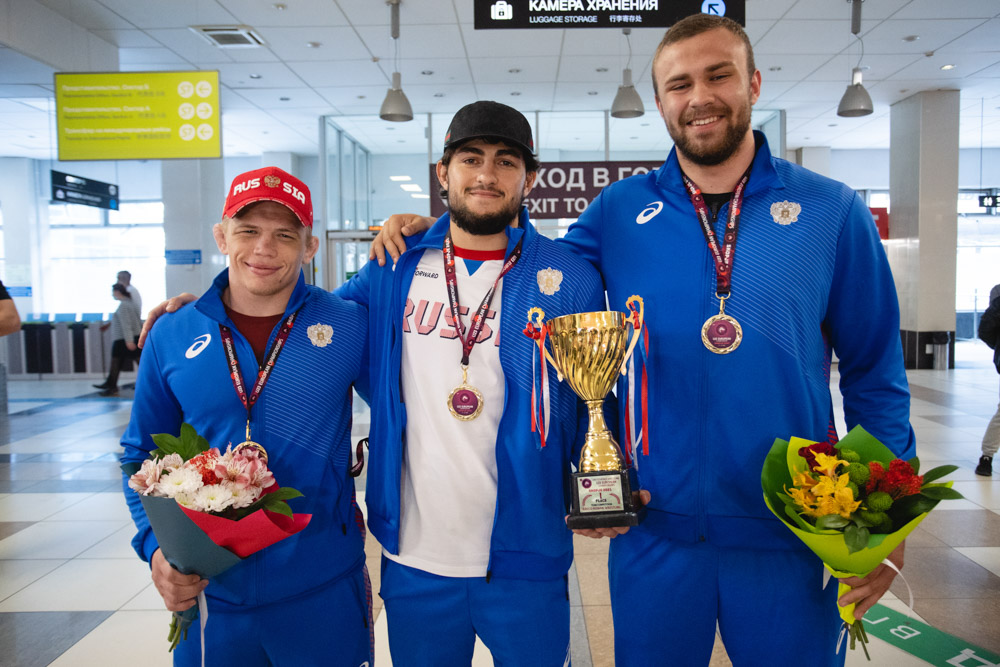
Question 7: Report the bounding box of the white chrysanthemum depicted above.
[173,492,195,509]
[191,484,235,513]
[158,467,203,498]
[227,483,261,510]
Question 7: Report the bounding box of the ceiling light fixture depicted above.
[249,73,262,79]
[379,0,413,122]
[611,28,643,118]
[837,0,873,117]
[940,64,956,71]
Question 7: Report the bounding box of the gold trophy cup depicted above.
[528,296,645,529]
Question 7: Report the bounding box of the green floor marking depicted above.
[862,603,999,666]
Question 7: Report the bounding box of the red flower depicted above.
[867,459,923,499]
[187,449,222,486]
[799,442,838,470]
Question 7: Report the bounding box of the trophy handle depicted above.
[527,307,563,379]
[619,295,644,376]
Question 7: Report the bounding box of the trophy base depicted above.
[567,468,645,530]
[567,507,645,530]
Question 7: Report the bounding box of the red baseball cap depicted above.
[223,166,313,228]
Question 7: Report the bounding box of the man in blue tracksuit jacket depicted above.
[370,16,916,667]
[338,101,605,665]
[121,167,373,666]
[561,15,916,667]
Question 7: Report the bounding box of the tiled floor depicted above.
[1,343,999,666]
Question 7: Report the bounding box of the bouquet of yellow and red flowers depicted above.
[761,426,962,659]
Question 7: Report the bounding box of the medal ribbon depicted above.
[523,321,549,449]
[219,310,298,423]
[681,166,752,297]
[623,301,651,462]
[442,231,523,366]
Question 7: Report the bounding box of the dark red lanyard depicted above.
[682,167,751,297]
[442,231,523,366]
[219,310,298,416]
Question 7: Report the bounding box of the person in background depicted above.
[975,283,1000,476]
[118,270,142,316]
[0,279,21,337]
[94,283,141,396]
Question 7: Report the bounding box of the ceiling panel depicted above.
[892,0,1000,20]
[468,56,559,84]
[90,30,162,48]
[783,0,910,21]
[34,0,134,30]
[753,19,854,55]
[255,26,373,61]
[287,60,388,88]
[215,0,349,28]
[860,19,987,55]
[93,0,238,29]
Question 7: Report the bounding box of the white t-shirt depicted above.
[387,246,507,578]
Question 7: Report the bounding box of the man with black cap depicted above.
[336,101,606,665]
[121,167,373,666]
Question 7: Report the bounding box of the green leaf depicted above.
[783,502,820,532]
[262,487,304,502]
[150,423,211,461]
[261,496,293,517]
[907,456,920,475]
[921,465,958,484]
[891,493,937,521]
[816,514,850,529]
[920,486,964,500]
[844,524,870,554]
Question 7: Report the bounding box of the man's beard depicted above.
[669,97,752,167]
[448,188,524,236]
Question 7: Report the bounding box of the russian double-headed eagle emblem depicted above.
[770,201,802,225]
[307,323,333,348]
[536,267,563,296]
[264,174,281,188]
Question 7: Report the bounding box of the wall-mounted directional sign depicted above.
[979,195,998,208]
[51,170,119,211]
[55,71,221,161]
[475,0,744,29]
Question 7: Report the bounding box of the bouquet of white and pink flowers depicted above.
[129,437,288,518]
[124,423,311,651]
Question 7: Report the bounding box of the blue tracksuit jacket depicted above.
[337,209,606,581]
[121,269,369,609]
[562,131,916,550]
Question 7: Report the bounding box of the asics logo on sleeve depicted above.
[636,201,663,225]
[185,334,212,359]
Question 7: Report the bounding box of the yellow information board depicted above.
[55,71,222,161]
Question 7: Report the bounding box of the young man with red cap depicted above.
[337,101,606,666]
[120,166,373,667]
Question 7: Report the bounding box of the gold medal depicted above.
[447,365,484,421]
[234,421,269,463]
[701,297,742,354]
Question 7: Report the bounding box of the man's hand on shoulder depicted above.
[138,293,197,348]
[370,214,434,266]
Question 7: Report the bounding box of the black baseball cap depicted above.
[443,101,535,157]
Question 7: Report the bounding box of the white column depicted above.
[888,90,960,369]
[161,160,227,298]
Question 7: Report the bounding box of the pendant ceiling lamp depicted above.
[611,28,644,119]
[837,0,874,118]
[379,0,412,122]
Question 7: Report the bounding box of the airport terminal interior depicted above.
[1,0,1000,665]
